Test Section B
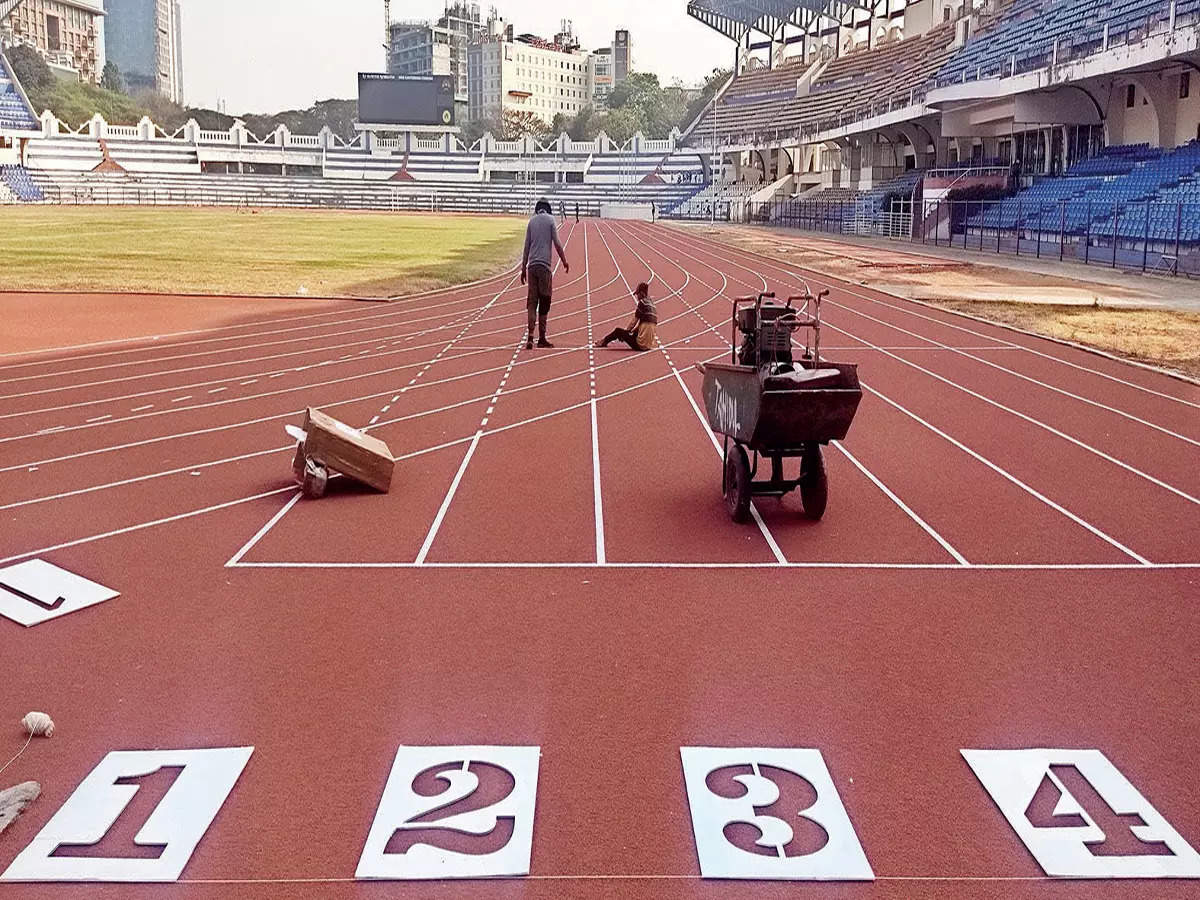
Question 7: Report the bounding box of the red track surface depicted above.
[0,221,1197,898]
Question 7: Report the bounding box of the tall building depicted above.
[103,0,183,103]
[612,29,631,83]
[588,29,632,108]
[588,47,612,107]
[467,23,590,127]
[1,0,105,84]
[388,2,484,119]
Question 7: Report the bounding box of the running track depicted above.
[0,220,1197,898]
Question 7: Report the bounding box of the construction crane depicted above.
[382,0,391,57]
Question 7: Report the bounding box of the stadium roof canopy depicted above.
[686,0,869,43]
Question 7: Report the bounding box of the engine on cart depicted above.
[736,296,799,370]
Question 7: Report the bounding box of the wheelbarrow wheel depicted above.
[800,445,828,521]
[301,458,329,500]
[724,444,752,524]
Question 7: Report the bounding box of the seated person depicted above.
[596,282,658,352]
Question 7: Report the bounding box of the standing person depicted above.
[521,198,570,349]
[596,282,657,352]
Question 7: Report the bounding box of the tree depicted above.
[500,109,549,141]
[5,45,54,94]
[683,68,732,131]
[100,61,125,94]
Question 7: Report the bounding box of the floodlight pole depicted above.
[711,95,717,225]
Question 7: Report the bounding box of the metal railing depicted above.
[742,195,1200,277]
[1,182,617,217]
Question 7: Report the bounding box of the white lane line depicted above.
[663,225,1200,409]
[0,265,520,368]
[85,414,112,423]
[208,387,227,394]
[36,426,64,435]
[641,224,1196,539]
[171,395,192,402]
[584,224,607,565]
[823,319,1200,506]
[241,380,258,386]
[232,561,1200,571]
[225,493,302,568]
[131,404,154,412]
[595,220,787,566]
[832,441,969,565]
[828,297,1200,448]
[230,255,535,568]
[414,338,526,566]
[0,257,612,410]
[2,283,726,477]
[862,381,1152,565]
[0,262,647,446]
[0,487,298,567]
[412,224,582,568]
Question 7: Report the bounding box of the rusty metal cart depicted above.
[697,287,862,523]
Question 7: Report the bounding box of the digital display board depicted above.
[357,73,455,127]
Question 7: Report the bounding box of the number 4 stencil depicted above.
[356,746,540,880]
[964,749,1200,879]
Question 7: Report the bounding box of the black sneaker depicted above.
[537,339,554,349]
[525,338,534,350]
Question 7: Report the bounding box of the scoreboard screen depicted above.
[357,73,455,127]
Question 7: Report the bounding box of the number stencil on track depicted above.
[0,559,118,627]
[964,748,1200,879]
[356,746,540,880]
[0,747,253,883]
[680,747,874,881]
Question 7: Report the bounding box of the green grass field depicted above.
[0,207,526,298]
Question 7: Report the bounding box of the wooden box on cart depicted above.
[297,407,395,494]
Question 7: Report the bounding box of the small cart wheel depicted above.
[301,458,329,500]
[724,444,753,524]
[800,445,828,521]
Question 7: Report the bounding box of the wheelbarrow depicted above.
[696,288,862,523]
[286,408,396,500]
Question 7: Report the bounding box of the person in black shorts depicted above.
[520,199,570,349]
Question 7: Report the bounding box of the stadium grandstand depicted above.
[0,111,714,215]
[1,0,1197,270]
[676,0,1200,273]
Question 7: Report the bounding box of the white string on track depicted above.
[0,712,55,780]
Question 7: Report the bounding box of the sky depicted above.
[179,1,733,114]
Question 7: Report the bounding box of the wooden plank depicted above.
[0,782,39,836]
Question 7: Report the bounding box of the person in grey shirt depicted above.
[521,199,570,349]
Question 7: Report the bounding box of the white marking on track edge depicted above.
[2,486,298,567]
[131,404,153,412]
[597,221,787,565]
[862,382,1153,565]
[585,225,607,564]
[242,262,530,563]
[416,431,482,566]
[225,493,302,567]
[639,225,1186,553]
[230,561,1199,571]
[85,414,112,423]
[415,338,525,565]
[832,441,969,565]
